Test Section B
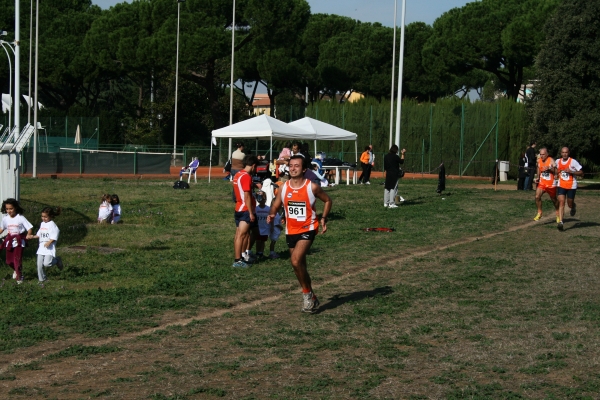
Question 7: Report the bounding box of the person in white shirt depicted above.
[0,198,34,283]
[98,194,113,223]
[27,207,64,282]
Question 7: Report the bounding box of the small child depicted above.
[111,194,121,224]
[0,198,33,283]
[98,194,113,223]
[27,207,63,283]
[254,192,282,259]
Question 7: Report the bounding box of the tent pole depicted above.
[208,141,213,183]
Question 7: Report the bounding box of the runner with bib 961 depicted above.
[267,155,332,314]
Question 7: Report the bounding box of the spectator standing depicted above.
[358,145,373,184]
[383,145,406,208]
[517,152,527,190]
[524,141,537,190]
[230,143,246,180]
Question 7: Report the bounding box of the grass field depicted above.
[1,177,599,399]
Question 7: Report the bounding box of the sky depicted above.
[92,0,473,27]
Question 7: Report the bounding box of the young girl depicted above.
[0,198,33,283]
[98,194,113,223]
[28,207,63,282]
[111,194,121,224]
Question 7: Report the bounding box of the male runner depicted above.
[533,147,559,222]
[267,155,332,313]
[555,147,583,231]
[232,155,259,268]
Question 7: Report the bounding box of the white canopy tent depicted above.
[288,117,358,164]
[209,114,314,182]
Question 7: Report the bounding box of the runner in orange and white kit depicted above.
[232,155,259,268]
[267,155,332,313]
[533,147,559,222]
[555,147,583,231]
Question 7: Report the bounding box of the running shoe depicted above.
[232,260,250,268]
[302,292,320,313]
[365,182,371,185]
[17,278,23,285]
[56,257,64,271]
[557,222,564,231]
[269,252,280,259]
[533,213,542,221]
[570,204,577,217]
[388,204,399,209]
[399,196,405,202]
[384,204,388,207]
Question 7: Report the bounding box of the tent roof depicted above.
[288,117,357,141]
[211,114,314,140]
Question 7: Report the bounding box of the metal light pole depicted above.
[389,0,398,149]
[228,0,236,161]
[33,0,39,178]
[14,0,20,139]
[28,0,33,124]
[394,0,406,147]
[173,0,185,166]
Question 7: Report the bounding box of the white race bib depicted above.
[541,171,551,180]
[287,201,306,222]
[560,171,570,180]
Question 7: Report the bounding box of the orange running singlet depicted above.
[556,157,578,190]
[280,179,318,235]
[537,157,556,188]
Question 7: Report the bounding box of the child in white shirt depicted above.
[28,207,64,282]
[98,194,113,223]
[0,198,33,283]
[255,192,282,259]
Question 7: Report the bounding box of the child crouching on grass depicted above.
[254,192,282,259]
[111,194,121,224]
[98,194,112,223]
[0,198,33,284]
[27,207,63,283]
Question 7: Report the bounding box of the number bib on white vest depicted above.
[287,201,307,221]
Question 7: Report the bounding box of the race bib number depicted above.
[560,171,570,180]
[40,232,50,240]
[287,201,306,221]
[541,171,551,180]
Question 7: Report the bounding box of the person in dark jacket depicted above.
[524,141,537,190]
[517,152,527,190]
[383,145,406,208]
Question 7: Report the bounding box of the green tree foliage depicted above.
[299,14,357,103]
[403,22,450,102]
[531,0,600,165]
[423,0,559,101]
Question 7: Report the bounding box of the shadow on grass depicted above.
[566,221,600,230]
[317,286,394,314]
[20,200,92,246]
[578,183,600,190]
